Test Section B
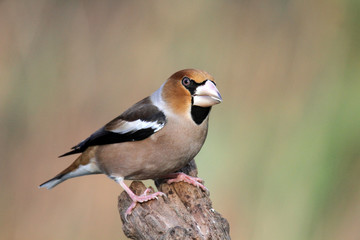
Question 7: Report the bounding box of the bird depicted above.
[39,69,222,216]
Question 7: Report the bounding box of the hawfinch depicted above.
[40,69,222,215]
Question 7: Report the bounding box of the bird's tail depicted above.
[39,154,101,189]
[39,175,65,189]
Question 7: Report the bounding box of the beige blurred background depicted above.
[1,1,360,239]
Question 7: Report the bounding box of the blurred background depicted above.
[1,1,360,239]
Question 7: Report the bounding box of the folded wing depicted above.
[59,97,166,157]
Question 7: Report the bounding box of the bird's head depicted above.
[162,69,222,115]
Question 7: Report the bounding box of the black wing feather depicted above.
[59,97,166,157]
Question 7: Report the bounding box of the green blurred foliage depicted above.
[0,1,359,239]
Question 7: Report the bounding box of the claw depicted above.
[125,189,166,217]
[116,178,166,219]
[163,172,208,192]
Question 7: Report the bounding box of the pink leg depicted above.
[162,172,208,192]
[117,179,166,217]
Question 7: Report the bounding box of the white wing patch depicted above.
[110,119,164,134]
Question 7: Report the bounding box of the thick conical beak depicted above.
[193,80,222,107]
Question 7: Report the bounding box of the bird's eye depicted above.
[182,77,191,86]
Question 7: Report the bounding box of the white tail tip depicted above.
[39,178,64,189]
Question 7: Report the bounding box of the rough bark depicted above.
[118,160,231,240]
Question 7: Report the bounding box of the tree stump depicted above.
[118,160,231,239]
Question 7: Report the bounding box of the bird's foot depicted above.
[165,172,208,192]
[125,188,166,217]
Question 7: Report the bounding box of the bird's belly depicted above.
[95,121,208,180]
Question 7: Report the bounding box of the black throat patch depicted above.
[191,105,211,125]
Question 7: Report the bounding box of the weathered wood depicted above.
[118,160,231,240]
